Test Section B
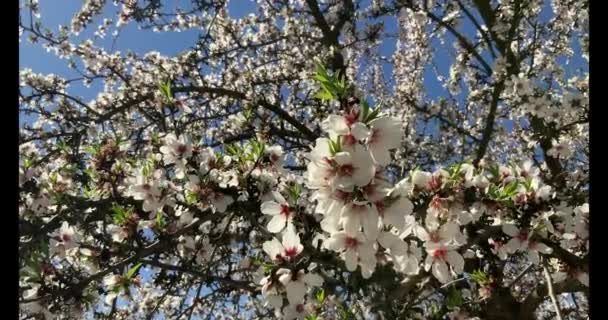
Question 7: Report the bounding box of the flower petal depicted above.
[267,215,286,233]
[261,201,281,215]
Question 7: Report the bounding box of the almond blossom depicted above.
[326,231,377,278]
[502,224,553,264]
[263,226,303,263]
[261,192,295,233]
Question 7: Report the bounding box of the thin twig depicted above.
[542,263,564,320]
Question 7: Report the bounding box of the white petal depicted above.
[446,251,465,274]
[533,242,553,254]
[341,210,361,236]
[334,152,352,166]
[267,295,283,309]
[282,227,302,254]
[505,238,521,253]
[360,262,375,279]
[326,233,347,252]
[415,226,430,241]
[369,117,401,149]
[261,201,282,216]
[104,292,118,305]
[320,213,341,233]
[369,145,391,166]
[411,171,431,189]
[303,273,324,287]
[263,239,283,260]
[432,260,452,284]
[285,281,307,305]
[322,115,349,135]
[351,122,371,140]
[527,250,540,264]
[277,269,292,285]
[424,255,433,271]
[502,224,520,237]
[267,215,286,233]
[344,249,358,271]
[357,243,377,264]
[362,209,379,241]
[272,191,287,204]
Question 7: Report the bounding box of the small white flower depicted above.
[366,116,401,165]
[326,231,376,278]
[423,241,464,284]
[378,196,413,232]
[263,226,303,263]
[340,201,380,241]
[48,222,79,257]
[277,268,324,305]
[502,224,552,264]
[261,192,294,233]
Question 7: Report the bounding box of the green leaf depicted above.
[23,158,33,168]
[489,164,500,179]
[313,63,349,100]
[502,181,519,198]
[523,177,533,191]
[158,79,172,102]
[304,315,319,320]
[314,90,335,100]
[112,205,128,225]
[225,144,241,157]
[126,263,143,279]
[361,99,370,120]
[287,184,302,203]
[142,158,154,177]
[315,288,326,304]
[450,163,463,179]
[364,104,382,123]
[83,146,97,154]
[155,211,165,229]
[262,263,274,273]
[186,191,199,205]
[470,269,490,285]
[445,286,464,309]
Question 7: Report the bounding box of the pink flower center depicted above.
[284,247,299,258]
[338,164,354,176]
[429,175,442,190]
[176,144,188,154]
[345,237,359,249]
[296,304,305,313]
[280,205,291,218]
[343,134,357,146]
[142,184,151,191]
[274,254,285,264]
[62,233,72,242]
[430,196,443,209]
[334,190,352,202]
[344,110,359,127]
[517,232,529,241]
[433,248,447,260]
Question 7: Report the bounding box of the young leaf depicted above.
[316,288,326,304]
[445,286,464,309]
[126,262,143,279]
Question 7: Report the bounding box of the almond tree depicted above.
[19,0,588,319]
